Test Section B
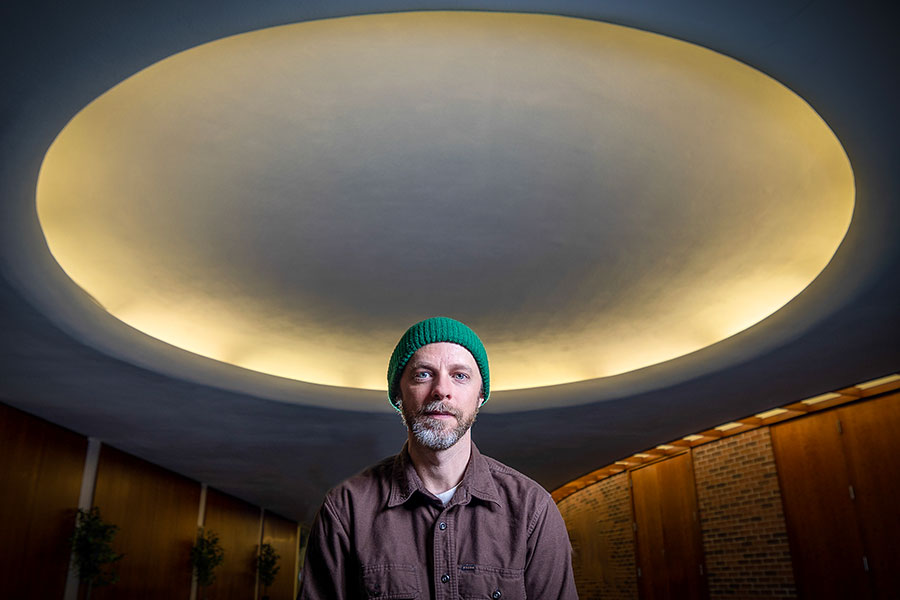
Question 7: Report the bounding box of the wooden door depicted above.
[631,452,707,599]
[772,407,871,598]
[0,404,87,599]
[837,393,900,599]
[91,445,200,600]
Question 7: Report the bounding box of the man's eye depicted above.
[414,371,431,380]
[453,373,469,380]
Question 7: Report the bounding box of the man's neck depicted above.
[407,432,472,495]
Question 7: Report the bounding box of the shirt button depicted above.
[441,574,450,583]
[439,522,447,530]
[492,590,502,599]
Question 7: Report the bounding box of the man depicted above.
[300,316,578,599]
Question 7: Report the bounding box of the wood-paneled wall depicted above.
[91,445,201,600]
[0,403,87,598]
[0,402,303,600]
[772,392,900,599]
[631,452,707,600]
[262,512,299,600]
[204,488,263,600]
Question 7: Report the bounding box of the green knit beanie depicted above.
[387,317,490,410]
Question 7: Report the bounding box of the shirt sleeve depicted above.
[524,494,579,599]
[298,496,354,599]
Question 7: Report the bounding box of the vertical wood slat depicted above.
[91,444,200,600]
[262,512,299,600]
[655,454,706,599]
[204,488,263,600]
[771,409,871,599]
[0,403,87,599]
[837,393,900,598]
[631,453,707,600]
[632,464,667,600]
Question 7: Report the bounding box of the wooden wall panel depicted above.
[0,402,87,599]
[771,410,871,599]
[204,488,262,600]
[655,454,705,599]
[262,512,299,600]
[631,463,667,600]
[91,445,200,600]
[631,453,706,600]
[837,393,900,598]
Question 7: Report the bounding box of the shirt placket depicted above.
[432,503,456,600]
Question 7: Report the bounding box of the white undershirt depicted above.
[436,484,460,506]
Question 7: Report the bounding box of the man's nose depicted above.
[431,372,452,399]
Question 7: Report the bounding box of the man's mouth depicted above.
[420,402,461,420]
[425,412,454,417]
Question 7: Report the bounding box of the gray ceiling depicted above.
[2,0,899,523]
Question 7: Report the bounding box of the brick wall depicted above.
[692,427,796,598]
[558,473,637,600]
[557,427,797,599]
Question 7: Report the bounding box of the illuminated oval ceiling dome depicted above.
[36,11,854,394]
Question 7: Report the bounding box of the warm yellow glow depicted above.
[801,392,843,405]
[856,374,900,389]
[555,375,889,502]
[634,453,653,458]
[35,11,854,394]
[715,422,743,432]
[755,408,788,419]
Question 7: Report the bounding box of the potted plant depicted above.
[69,507,124,600]
[257,542,281,600]
[190,527,225,600]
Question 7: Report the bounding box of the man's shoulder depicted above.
[478,451,553,507]
[324,453,397,505]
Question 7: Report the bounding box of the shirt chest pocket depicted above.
[361,563,420,599]
[457,564,526,600]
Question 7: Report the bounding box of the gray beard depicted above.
[401,399,477,451]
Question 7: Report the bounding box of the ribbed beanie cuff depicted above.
[387,317,490,410]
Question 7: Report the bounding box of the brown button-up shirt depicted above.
[300,442,578,599]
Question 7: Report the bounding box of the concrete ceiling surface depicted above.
[2,1,899,522]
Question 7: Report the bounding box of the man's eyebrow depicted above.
[407,361,435,371]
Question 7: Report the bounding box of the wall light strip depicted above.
[857,374,900,390]
[715,422,743,432]
[801,392,842,405]
[755,408,788,419]
[551,371,900,503]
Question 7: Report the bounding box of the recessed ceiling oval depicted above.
[36,11,854,393]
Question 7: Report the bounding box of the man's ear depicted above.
[478,398,485,407]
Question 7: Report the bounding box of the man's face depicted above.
[398,342,484,451]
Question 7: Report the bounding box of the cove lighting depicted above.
[552,373,900,503]
[755,408,789,419]
[857,374,900,390]
[715,422,743,432]
[35,10,854,398]
[801,392,842,406]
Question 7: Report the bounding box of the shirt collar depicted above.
[388,441,501,508]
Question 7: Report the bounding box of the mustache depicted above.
[416,401,463,420]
